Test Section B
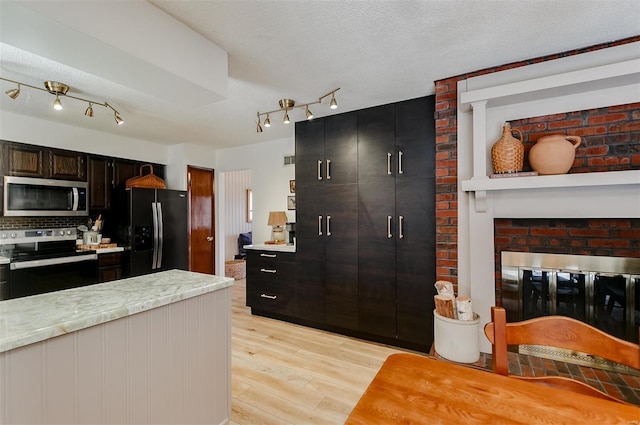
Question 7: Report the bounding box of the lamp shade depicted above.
[268,211,288,226]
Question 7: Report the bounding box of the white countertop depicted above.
[0,269,233,353]
[244,243,296,253]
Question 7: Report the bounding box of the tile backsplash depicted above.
[0,216,88,230]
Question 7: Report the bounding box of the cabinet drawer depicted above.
[247,250,295,264]
[246,279,295,315]
[98,252,122,267]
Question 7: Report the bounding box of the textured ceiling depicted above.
[1,0,639,150]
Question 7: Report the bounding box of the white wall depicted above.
[0,111,167,165]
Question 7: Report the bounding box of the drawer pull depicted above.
[260,253,277,258]
[260,268,277,274]
[260,294,277,299]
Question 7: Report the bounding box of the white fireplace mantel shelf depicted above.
[461,169,640,192]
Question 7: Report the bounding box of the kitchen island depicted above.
[0,269,233,425]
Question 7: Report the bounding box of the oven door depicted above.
[7,254,98,299]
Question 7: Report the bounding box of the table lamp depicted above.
[268,211,288,243]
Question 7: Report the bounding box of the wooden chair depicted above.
[484,306,640,404]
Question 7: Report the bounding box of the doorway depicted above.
[188,166,215,274]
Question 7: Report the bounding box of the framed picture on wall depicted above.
[289,180,295,193]
[287,195,296,210]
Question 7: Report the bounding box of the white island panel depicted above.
[0,269,233,425]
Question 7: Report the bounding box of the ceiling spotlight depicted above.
[53,94,63,110]
[5,83,20,99]
[330,94,338,109]
[1,77,124,125]
[305,106,314,120]
[264,114,271,127]
[283,110,290,124]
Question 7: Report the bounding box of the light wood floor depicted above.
[230,278,412,425]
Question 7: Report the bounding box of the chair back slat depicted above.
[483,306,640,404]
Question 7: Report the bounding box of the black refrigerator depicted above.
[113,187,188,277]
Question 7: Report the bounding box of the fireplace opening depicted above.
[500,251,640,375]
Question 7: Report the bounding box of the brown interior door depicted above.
[188,166,215,274]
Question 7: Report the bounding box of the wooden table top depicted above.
[345,353,640,425]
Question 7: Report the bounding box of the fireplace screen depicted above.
[501,252,640,343]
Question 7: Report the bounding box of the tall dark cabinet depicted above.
[295,112,359,328]
[293,96,435,351]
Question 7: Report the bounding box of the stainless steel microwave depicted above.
[3,176,89,216]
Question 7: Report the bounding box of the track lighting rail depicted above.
[257,87,340,132]
[1,77,124,125]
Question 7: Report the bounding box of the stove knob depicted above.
[0,233,6,239]
[59,230,65,236]
[10,232,17,239]
[67,230,73,235]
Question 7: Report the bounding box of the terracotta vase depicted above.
[529,135,581,175]
[491,123,524,174]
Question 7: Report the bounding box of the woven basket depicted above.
[126,164,167,189]
[225,260,246,280]
[491,123,524,174]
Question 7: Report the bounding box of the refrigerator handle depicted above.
[157,202,164,269]
[152,202,159,269]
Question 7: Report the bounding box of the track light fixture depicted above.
[256,88,340,132]
[1,77,124,125]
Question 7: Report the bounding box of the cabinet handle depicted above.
[398,215,404,239]
[260,253,277,258]
[326,215,332,236]
[317,160,323,180]
[387,216,393,239]
[387,152,392,175]
[398,150,404,174]
[260,268,277,274]
[318,216,323,236]
[260,294,277,300]
[326,159,331,180]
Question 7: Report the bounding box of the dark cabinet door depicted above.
[3,142,48,178]
[395,96,435,181]
[88,156,112,210]
[325,184,358,329]
[324,112,358,185]
[113,159,138,189]
[357,104,395,183]
[358,180,396,338]
[395,178,436,346]
[295,118,325,187]
[49,149,87,181]
[246,251,296,316]
[295,184,326,323]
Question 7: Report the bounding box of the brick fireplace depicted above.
[434,37,640,353]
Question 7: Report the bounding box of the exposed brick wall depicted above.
[434,35,640,290]
[512,103,640,173]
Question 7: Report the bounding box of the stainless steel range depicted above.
[0,227,98,300]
